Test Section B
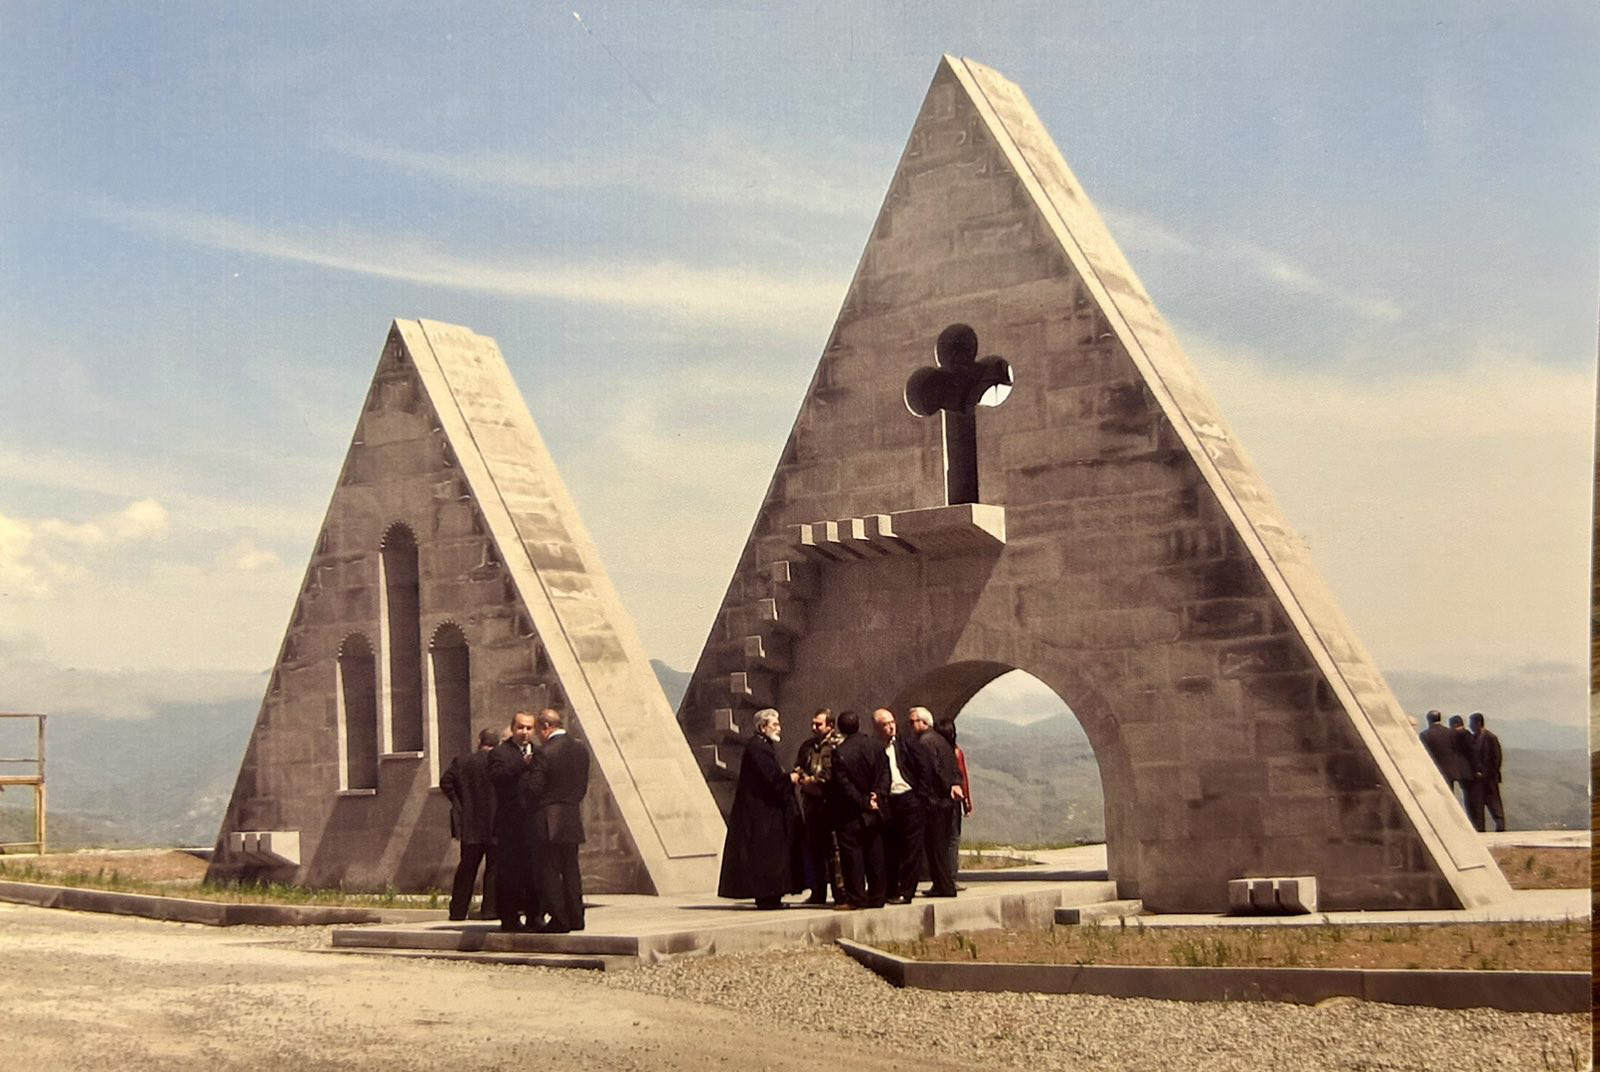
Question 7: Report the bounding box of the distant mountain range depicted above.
[2,660,1586,852]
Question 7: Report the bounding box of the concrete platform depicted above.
[330,875,1121,967]
[1012,838,1589,928]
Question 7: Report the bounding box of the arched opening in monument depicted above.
[427,622,472,785]
[336,633,379,791]
[901,664,1104,851]
[379,523,424,753]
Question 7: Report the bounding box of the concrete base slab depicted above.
[0,880,398,927]
[1124,888,1587,929]
[331,877,1121,966]
[838,939,1589,1014]
[319,946,622,971]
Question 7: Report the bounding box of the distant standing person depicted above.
[439,727,500,921]
[487,711,541,932]
[933,716,971,889]
[1448,714,1479,820]
[522,708,590,933]
[1419,710,1472,813]
[792,707,844,905]
[718,708,805,909]
[1468,712,1505,832]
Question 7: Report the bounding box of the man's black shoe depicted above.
[886,896,912,905]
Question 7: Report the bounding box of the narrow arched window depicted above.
[337,633,379,791]
[428,622,472,785]
[380,523,424,753]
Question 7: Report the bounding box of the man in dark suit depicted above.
[1448,714,1479,820]
[872,707,930,905]
[487,711,540,931]
[827,709,888,910]
[439,727,500,921]
[908,706,962,898]
[1468,712,1505,832]
[1419,709,1472,814]
[521,707,590,933]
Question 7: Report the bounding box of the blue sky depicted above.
[1,3,1596,727]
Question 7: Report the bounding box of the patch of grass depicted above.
[883,919,1588,972]
[1487,846,1587,890]
[957,849,1040,870]
[0,856,443,907]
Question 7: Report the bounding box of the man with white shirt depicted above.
[487,711,540,931]
[872,707,929,905]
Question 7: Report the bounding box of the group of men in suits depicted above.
[826,705,966,910]
[1418,708,1505,833]
[440,707,591,933]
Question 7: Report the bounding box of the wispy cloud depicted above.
[0,632,262,718]
[0,499,168,597]
[1229,239,1404,323]
[86,200,846,329]
[1100,206,1196,257]
[218,537,283,573]
[325,130,885,221]
[0,446,318,544]
[1182,329,1591,680]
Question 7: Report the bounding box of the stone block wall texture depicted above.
[678,56,1510,912]
[208,320,723,895]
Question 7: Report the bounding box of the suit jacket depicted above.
[914,730,959,803]
[439,748,496,844]
[487,739,537,848]
[522,732,590,844]
[888,733,932,799]
[1473,728,1503,783]
[828,731,889,823]
[1420,724,1471,782]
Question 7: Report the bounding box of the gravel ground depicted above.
[2,903,1588,1072]
[594,945,1591,1072]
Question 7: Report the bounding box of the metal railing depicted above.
[0,713,46,853]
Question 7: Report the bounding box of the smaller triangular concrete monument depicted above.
[678,57,1511,912]
[209,319,722,894]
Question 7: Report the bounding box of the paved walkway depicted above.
[332,831,1588,962]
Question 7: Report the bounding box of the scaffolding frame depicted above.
[0,713,46,853]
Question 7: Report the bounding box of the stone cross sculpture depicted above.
[904,323,1012,505]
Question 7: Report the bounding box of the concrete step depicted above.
[1055,899,1144,925]
[320,946,625,970]
[330,926,638,957]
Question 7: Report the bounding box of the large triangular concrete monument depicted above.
[677,56,1511,911]
[209,319,723,894]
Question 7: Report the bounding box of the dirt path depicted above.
[0,903,973,1072]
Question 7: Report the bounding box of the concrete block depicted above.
[1227,875,1318,915]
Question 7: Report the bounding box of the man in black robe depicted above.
[827,709,888,910]
[718,708,804,909]
[521,707,590,933]
[439,727,499,921]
